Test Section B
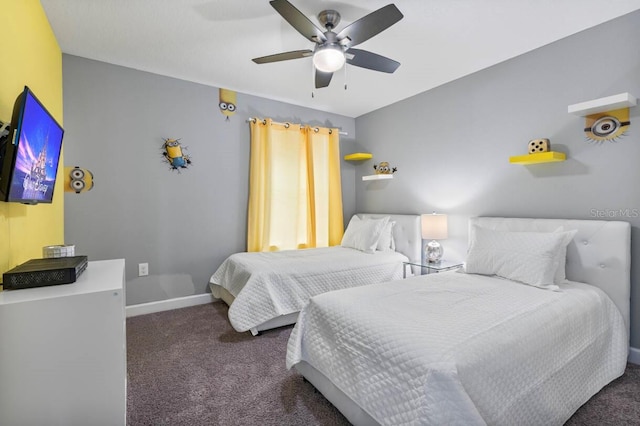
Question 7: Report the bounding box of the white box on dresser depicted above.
[0,259,126,426]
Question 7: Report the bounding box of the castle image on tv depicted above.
[11,128,58,202]
[22,143,50,195]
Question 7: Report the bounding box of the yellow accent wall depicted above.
[0,0,64,283]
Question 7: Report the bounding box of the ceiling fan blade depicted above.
[315,70,333,88]
[270,0,326,43]
[337,4,403,48]
[346,48,400,73]
[252,49,313,64]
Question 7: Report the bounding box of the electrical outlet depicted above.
[138,263,149,277]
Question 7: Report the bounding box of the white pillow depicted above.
[376,220,396,251]
[469,225,576,284]
[341,216,390,254]
[553,229,577,283]
[465,226,567,290]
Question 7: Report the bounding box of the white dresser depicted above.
[0,259,126,426]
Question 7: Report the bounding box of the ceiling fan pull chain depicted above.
[311,62,315,98]
[344,63,348,90]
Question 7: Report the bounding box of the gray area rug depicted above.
[127,302,640,425]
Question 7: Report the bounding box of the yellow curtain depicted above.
[247,118,343,252]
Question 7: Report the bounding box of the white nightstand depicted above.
[403,260,464,278]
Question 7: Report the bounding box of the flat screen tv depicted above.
[0,86,64,204]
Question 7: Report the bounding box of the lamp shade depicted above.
[421,213,448,240]
[313,45,346,72]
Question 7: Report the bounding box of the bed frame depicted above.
[296,217,631,425]
[210,213,422,336]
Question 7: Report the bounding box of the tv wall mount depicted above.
[0,120,9,143]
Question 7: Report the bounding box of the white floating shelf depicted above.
[362,174,393,181]
[568,92,637,116]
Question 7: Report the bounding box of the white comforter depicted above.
[287,271,628,426]
[210,247,408,332]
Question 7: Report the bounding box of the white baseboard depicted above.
[629,346,640,365]
[126,293,215,317]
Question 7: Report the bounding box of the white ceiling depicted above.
[41,0,640,118]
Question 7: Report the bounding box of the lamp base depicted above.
[425,240,443,263]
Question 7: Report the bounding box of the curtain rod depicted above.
[246,117,348,136]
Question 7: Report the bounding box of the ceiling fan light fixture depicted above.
[313,46,345,73]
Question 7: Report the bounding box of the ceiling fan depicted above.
[252,0,404,89]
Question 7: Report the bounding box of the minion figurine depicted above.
[373,161,397,174]
[162,138,192,170]
[64,166,94,193]
[219,88,237,121]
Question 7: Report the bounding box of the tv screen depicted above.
[0,86,64,204]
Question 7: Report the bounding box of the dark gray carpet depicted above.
[127,302,640,426]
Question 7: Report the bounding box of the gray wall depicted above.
[62,55,356,305]
[354,11,640,347]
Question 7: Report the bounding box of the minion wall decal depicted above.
[219,88,237,121]
[64,166,94,193]
[162,138,192,171]
[584,108,630,143]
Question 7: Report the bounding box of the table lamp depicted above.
[421,213,448,263]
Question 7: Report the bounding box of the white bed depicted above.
[287,217,631,425]
[209,213,421,335]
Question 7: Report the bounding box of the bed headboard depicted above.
[470,217,631,336]
[357,213,421,264]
